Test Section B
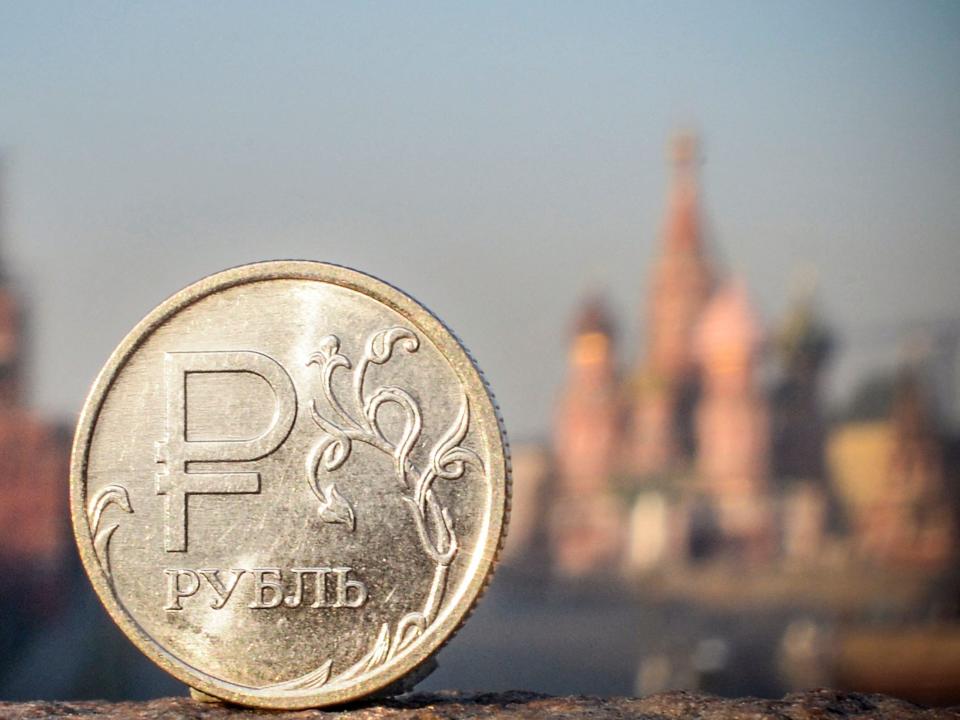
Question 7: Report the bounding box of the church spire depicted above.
[644,130,714,381]
[626,131,715,478]
[664,131,703,254]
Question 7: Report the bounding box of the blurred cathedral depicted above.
[506,134,958,582]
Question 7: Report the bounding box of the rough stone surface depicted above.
[1,689,958,720]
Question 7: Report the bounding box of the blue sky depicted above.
[1,2,959,437]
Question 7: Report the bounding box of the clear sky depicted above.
[1,1,959,439]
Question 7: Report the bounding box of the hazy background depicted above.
[1,1,959,441]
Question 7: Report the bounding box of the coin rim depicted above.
[69,260,511,709]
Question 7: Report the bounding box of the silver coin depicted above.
[70,261,510,709]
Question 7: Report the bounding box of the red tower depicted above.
[0,183,23,409]
[0,170,71,614]
[628,133,714,477]
[0,284,23,409]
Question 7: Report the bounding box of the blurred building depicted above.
[516,133,957,583]
[542,133,788,575]
[550,297,626,575]
[626,134,713,479]
[829,366,956,571]
[771,286,835,564]
[0,191,73,672]
[693,279,773,560]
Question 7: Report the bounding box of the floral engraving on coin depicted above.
[262,326,484,693]
[87,484,133,581]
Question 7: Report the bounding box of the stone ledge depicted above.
[1,689,957,719]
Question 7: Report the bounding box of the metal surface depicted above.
[70,261,510,709]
